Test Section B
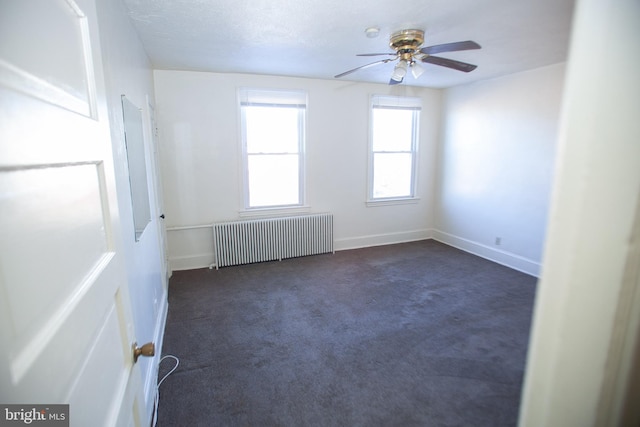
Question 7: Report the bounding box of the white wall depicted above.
[153,71,442,271]
[96,0,168,422]
[434,63,566,276]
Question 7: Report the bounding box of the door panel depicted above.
[0,0,94,117]
[1,164,109,339]
[68,300,127,424]
[0,0,143,424]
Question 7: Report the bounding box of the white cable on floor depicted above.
[153,355,180,427]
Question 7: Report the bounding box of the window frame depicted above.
[367,94,421,206]
[239,88,307,213]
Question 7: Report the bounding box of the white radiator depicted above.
[211,213,334,269]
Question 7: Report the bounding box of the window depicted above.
[240,89,306,209]
[368,95,421,203]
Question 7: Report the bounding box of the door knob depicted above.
[133,342,155,363]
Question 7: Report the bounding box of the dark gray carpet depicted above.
[157,240,537,426]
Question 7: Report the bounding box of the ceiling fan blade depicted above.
[421,55,478,72]
[356,53,397,57]
[334,58,394,78]
[420,40,481,55]
[389,77,403,85]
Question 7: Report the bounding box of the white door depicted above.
[0,0,145,426]
[146,97,170,285]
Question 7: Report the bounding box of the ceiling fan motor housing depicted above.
[389,29,425,60]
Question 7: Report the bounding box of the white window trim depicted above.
[365,197,421,207]
[367,94,421,205]
[238,88,307,212]
[239,205,312,218]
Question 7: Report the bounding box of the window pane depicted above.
[245,106,299,153]
[248,154,299,207]
[372,109,413,152]
[373,153,412,198]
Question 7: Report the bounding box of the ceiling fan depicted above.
[334,29,481,85]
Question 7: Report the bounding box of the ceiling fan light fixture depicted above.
[410,61,425,78]
[390,60,408,82]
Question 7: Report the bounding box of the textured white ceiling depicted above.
[121,0,575,88]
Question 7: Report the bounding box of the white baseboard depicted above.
[432,230,541,277]
[167,230,539,276]
[169,229,434,270]
[334,229,433,252]
[169,253,214,272]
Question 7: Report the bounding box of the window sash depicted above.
[372,152,414,198]
[369,95,421,201]
[247,153,300,207]
[240,89,306,209]
[244,105,300,154]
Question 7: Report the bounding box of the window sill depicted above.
[366,197,420,207]
[239,205,312,218]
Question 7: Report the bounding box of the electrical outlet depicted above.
[495,237,502,245]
